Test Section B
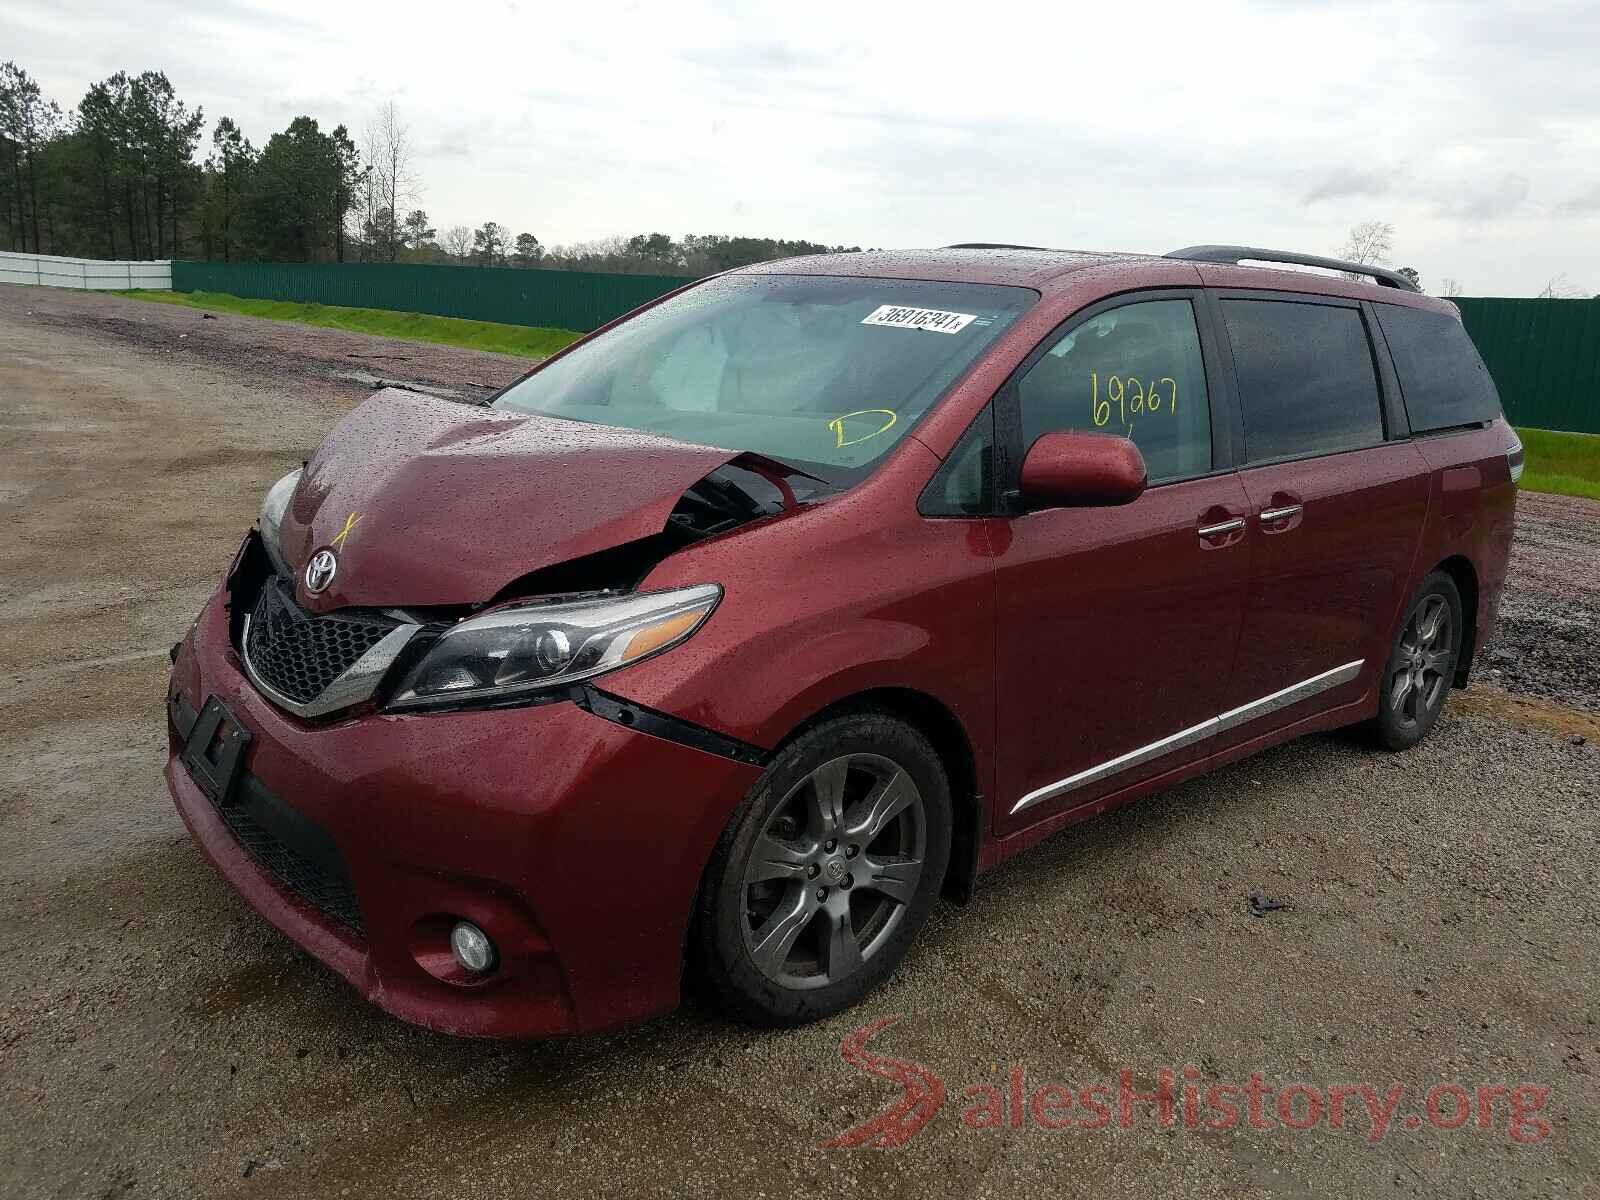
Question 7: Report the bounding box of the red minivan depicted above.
[166,244,1520,1036]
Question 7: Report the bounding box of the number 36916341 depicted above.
[1090,372,1178,429]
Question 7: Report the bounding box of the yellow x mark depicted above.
[330,511,363,550]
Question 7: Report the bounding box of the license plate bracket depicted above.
[182,696,252,804]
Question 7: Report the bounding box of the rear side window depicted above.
[1017,298,1213,482]
[1374,304,1502,432]
[1222,299,1384,462]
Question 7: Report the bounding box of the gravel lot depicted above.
[1,285,1596,1199]
[1480,489,1600,714]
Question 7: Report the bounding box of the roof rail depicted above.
[943,242,1048,251]
[1165,245,1420,292]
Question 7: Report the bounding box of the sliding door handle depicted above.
[1197,517,1245,538]
[1259,504,1303,524]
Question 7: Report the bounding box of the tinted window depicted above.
[1222,299,1384,462]
[1374,304,1502,432]
[1018,298,1212,482]
[496,274,1035,484]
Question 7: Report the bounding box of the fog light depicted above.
[450,921,497,973]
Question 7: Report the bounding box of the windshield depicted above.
[494,274,1036,482]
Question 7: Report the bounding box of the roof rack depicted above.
[1165,245,1419,292]
[943,242,1049,251]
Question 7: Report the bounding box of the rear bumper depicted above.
[166,585,763,1038]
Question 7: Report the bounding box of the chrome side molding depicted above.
[1214,660,1363,732]
[1010,659,1365,816]
[1011,715,1219,814]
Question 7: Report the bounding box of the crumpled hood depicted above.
[279,389,738,610]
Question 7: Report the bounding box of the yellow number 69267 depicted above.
[1090,371,1109,426]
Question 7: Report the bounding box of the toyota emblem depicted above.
[304,549,338,594]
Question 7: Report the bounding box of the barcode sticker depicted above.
[860,304,977,334]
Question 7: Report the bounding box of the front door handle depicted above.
[1197,517,1245,539]
[1259,504,1303,525]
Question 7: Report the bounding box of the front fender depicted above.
[599,508,1000,809]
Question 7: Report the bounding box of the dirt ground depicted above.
[1,285,1597,1200]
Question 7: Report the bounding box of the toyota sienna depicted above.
[166,244,1520,1036]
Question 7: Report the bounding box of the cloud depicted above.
[1558,183,1600,216]
[1435,173,1532,222]
[678,40,840,77]
[3,0,1599,294]
[1303,168,1392,206]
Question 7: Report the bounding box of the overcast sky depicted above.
[6,0,1598,295]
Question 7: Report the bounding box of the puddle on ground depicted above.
[1453,685,1600,742]
[187,959,290,1019]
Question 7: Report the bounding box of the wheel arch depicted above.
[1432,554,1480,687]
[781,686,984,905]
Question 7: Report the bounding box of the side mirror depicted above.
[1017,431,1147,509]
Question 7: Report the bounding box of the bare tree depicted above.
[1339,220,1394,270]
[1536,273,1587,299]
[441,224,473,263]
[364,101,414,262]
[1439,277,1464,297]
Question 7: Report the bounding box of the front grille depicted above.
[209,778,365,933]
[245,581,396,704]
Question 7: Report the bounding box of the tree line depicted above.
[0,61,860,275]
[454,229,864,276]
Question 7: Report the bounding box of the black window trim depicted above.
[1362,298,1414,441]
[1202,287,1401,471]
[987,287,1235,513]
[1402,420,1499,440]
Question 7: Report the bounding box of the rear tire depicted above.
[1371,571,1463,751]
[691,711,951,1027]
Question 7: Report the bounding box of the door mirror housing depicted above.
[1017,431,1148,509]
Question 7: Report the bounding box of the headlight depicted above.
[386,583,721,711]
[259,468,302,576]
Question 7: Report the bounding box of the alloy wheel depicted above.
[1389,593,1453,729]
[740,753,926,989]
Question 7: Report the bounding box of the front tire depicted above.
[1372,571,1463,751]
[691,712,951,1027]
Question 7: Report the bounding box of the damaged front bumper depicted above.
[166,581,765,1038]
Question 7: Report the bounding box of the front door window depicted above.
[1017,297,1213,483]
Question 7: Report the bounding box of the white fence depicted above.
[0,250,172,290]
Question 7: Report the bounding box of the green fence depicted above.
[171,260,690,334]
[170,263,1600,434]
[1454,297,1600,434]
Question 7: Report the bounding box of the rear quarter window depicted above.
[1221,298,1385,463]
[1374,304,1503,433]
